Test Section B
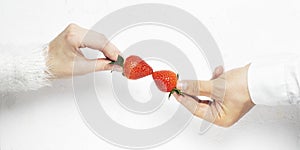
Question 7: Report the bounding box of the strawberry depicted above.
[152,70,182,98]
[110,55,153,80]
[124,55,153,79]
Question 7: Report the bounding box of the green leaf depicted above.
[109,55,124,68]
[168,92,172,99]
[168,88,183,99]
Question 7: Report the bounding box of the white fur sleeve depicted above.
[0,44,51,93]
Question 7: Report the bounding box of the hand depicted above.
[46,23,120,78]
[174,65,255,127]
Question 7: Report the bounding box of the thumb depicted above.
[177,80,212,97]
[211,66,224,79]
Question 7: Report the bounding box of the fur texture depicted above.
[0,44,51,93]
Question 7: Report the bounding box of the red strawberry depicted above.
[110,55,153,80]
[152,70,182,98]
[123,55,153,79]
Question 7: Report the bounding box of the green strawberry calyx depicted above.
[109,55,124,74]
[168,87,183,99]
[109,55,124,68]
[168,73,183,99]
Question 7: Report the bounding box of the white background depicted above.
[1,0,300,150]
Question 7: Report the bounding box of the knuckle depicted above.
[66,23,79,31]
[64,24,80,44]
[97,32,108,42]
[65,33,78,45]
[97,32,106,39]
[98,34,109,47]
[65,24,79,36]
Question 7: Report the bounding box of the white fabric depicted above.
[0,44,51,93]
[248,56,300,105]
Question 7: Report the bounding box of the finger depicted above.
[101,42,120,61]
[211,66,224,79]
[174,94,223,126]
[80,29,120,61]
[176,80,212,96]
[88,58,114,71]
[112,65,123,72]
[173,94,210,119]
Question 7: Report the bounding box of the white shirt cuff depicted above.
[248,60,289,105]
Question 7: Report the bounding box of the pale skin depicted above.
[175,65,255,127]
[48,24,254,127]
[47,23,120,78]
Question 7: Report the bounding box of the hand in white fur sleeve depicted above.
[0,24,120,93]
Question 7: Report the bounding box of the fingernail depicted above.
[215,66,223,74]
[177,81,187,90]
[112,65,123,72]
